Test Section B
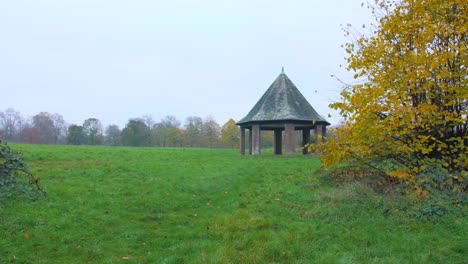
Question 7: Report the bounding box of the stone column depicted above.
[302,128,311,155]
[322,125,327,140]
[251,124,261,155]
[248,127,252,155]
[274,129,282,155]
[285,123,295,155]
[240,127,245,155]
[316,125,326,142]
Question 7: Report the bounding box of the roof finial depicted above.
[281,66,285,74]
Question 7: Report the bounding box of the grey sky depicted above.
[0,0,371,128]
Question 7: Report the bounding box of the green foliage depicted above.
[319,165,465,223]
[104,124,121,146]
[67,125,85,145]
[83,118,104,145]
[415,166,467,194]
[0,141,45,201]
[318,166,400,194]
[0,144,466,263]
[121,119,151,146]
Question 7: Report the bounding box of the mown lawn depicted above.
[0,145,466,263]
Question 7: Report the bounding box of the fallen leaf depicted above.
[24,232,30,239]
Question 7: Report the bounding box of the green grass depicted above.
[0,145,466,263]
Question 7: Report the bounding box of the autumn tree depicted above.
[261,131,274,149]
[31,112,56,144]
[317,0,467,180]
[152,116,182,147]
[201,117,221,148]
[162,116,182,147]
[221,118,239,149]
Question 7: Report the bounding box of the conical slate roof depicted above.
[237,71,330,125]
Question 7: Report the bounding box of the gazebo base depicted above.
[239,121,326,156]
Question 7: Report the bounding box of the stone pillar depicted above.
[316,125,326,142]
[274,129,282,155]
[322,125,327,140]
[240,127,245,155]
[251,124,261,155]
[248,127,252,155]
[302,128,311,155]
[285,123,295,155]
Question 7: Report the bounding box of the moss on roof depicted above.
[237,72,330,125]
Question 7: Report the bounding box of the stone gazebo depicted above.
[237,69,330,155]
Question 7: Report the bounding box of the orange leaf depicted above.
[24,232,30,239]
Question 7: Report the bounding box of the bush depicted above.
[318,165,466,222]
[318,166,400,194]
[0,140,45,201]
[315,0,467,189]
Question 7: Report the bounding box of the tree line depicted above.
[0,108,245,149]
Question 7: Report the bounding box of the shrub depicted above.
[313,0,467,195]
[0,140,45,201]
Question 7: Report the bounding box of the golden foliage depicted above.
[221,118,240,149]
[316,0,467,175]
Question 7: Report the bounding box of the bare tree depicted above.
[0,108,24,142]
[51,113,67,144]
[32,112,55,144]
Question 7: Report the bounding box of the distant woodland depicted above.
[0,108,278,149]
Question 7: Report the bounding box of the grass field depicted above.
[0,145,466,263]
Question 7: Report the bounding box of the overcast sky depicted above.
[0,0,372,128]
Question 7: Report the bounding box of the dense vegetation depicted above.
[316,0,467,193]
[0,141,44,201]
[0,145,465,263]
